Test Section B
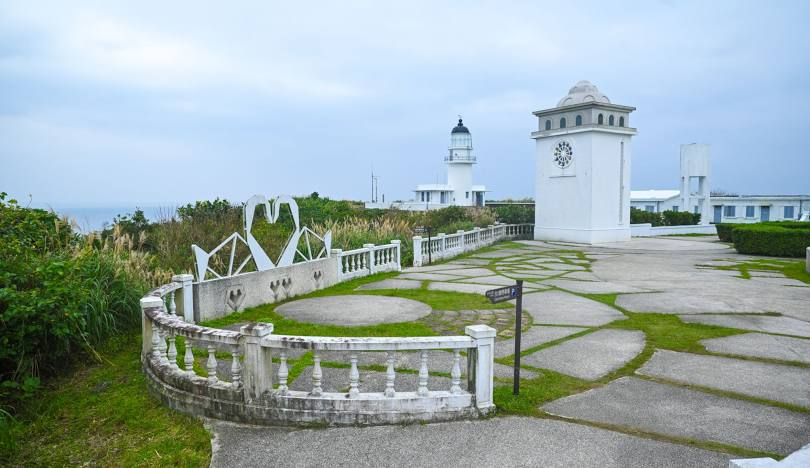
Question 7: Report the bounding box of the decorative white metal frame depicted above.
[192,195,332,281]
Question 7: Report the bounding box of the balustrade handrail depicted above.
[263,334,474,351]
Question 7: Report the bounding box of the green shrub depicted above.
[732,224,810,257]
[661,210,700,226]
[715,223,741,242]
[0,194,148,408]
[630,207,661,226]
[491,204,534,224]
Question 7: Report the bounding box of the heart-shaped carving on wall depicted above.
[225,286,246,311]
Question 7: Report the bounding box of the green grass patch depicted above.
[709,259,810,284]
[1,335,211,466]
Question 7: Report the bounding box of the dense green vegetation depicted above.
[716,222,810,257]
[630,207,700,226]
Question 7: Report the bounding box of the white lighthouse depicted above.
[413,118,487,208]
[531,80,637,243]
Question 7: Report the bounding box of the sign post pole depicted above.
[513,279,523,396]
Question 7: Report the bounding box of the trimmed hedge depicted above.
[715,223,741,242]
[731,224,810,257]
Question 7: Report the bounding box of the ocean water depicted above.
[43,206,174,233]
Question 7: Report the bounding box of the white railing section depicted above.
[140,282,496,425]
[412,223,534,266]
[333,240,401,281]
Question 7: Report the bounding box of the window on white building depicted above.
[619,116,625,127]
[608,115,615,126]
[723,206,736,217]
[465,191,469,199]
[420,192,424,202]
[784,206,795,219]
[598,114,604,125]
[560,117,567,128]
[694,205,699,214]
[575,115,582,126]
[672,206,679,212]
[545,120,551,131]
[644,205,655,212]
[745,206,755,218]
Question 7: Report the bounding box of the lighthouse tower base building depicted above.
[531,81,637,244]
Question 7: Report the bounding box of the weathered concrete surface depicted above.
[355,279,423,290]
[494,326,585,358]
[275,296,431,326]
[522,330,645,380]
[679,314,810,338]
[425,267,496,277]
[397,272,465,281]
[427,282,500,295]
[543,377,810,455]
[544,279,646,294]
[701,333,810,363]
[518,290,626,326]
[456,275,520,286]
[637,350,810,407]
[593,237,732,252]
[209,417,732,468]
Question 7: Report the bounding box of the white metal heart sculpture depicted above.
[192,195,332,281]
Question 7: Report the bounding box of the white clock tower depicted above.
[531,81,637,244]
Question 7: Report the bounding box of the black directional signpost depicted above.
[485,280,524,395]
[413,226,434,264]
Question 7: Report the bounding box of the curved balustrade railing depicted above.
[141,280,496,426]
[412,223,534,266]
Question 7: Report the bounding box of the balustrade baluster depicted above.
[385,352,396,397]
[418,350,429,396]
[169,291,177,316]
[231,347,242,387]
[278,351,289,395]
[157,329,169,365]
[312,353,323,396]
[184,338,195,374]
[206,345,218,383]
[151,323,162,359]
[450,350,462,394]
[167,333,178,369]
[349,354,359,397]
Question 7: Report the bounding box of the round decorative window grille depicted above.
[553,140,573,168]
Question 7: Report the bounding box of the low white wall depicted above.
[631,224,717,237]
[193,257,339,322]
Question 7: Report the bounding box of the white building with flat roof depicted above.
[366,118,488,211]
[631,144,809,223]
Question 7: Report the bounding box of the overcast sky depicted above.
[1,0,808,208]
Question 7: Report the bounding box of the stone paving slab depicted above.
[518,290,626,326]
[447,258,492,266]
[543,377,810,455]
[209,416,732,468]
[275,296,431,326]
[522,329,645,380]
[402,264,476,273]
[749,277,809,287]
[470,250,526,259]
[425,267,495,277]
[455,275,519,286]
[701,333,810,363]
[679,314,810,338]
[543,279,646,294]
[540,263,587,271]
[561,271,602,281]
[617,292,766,314]
[637,350,810,407]
[355,279,423,290]
[427,282,501,295]
[494,326,585,358]
[397,272,465,281]
[502,271,561,279]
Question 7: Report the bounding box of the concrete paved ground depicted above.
[209,417,732,468]
[210,237,810,465]
[275,295,431,325]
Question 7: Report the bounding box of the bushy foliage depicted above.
[0,193,152,409]
[490,204,534,224]
[715,223,741,242]
[630,208,700,227]
[731,223,810,257]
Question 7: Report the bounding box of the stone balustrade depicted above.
[334,240,402,281]
[412,223,534,266]
[141,282,496,426]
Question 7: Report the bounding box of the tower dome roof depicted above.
[451,118,470,134]
[557,80,610,107]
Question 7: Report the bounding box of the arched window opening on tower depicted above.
[545,120,551,131]
[619,116,625,127]
[608,115,615,126]
[575,115,582,126]
[598,114,604,125]
[560,117,567,128]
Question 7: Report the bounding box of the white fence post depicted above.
[391,240,402,271]
[413,236,423,267]
[438,233,446,257]
[140,296,163,356]
[240,322,274,403]
[331,248,343,278]
[465,324,496,411]
[363,244,375,274]
[172,273,195,323]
